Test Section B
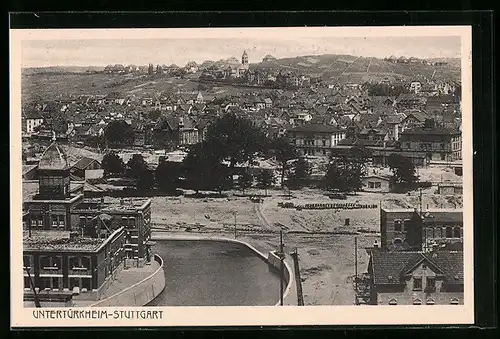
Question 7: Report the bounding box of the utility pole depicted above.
[354,236,358,305]
[279,229,284,306]
[25,267,41,308]
[233,212,237,239]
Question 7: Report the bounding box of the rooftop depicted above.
[289,124,345,134]
[23,230,106,253]
[38,140,70,171]
[371,250,463,285]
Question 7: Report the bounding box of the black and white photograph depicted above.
[10,26,473,327]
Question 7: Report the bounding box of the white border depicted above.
[10,26,473,327]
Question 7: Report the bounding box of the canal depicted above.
[147,239,282,306]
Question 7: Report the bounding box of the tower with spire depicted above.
[241,50,249,70]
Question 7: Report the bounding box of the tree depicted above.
[404,211,424,250]
[155,159,181,193]
[148,63,154,76]
[238,171,253,195]
[256,169,275,196]
[137,169,155,191]
[388,153,419,191]
[126,154,148,179]
[269,136,299,186]
[287,157,311,189]
[324,146,370,192]
[104,120,134,146]
[203,113,268,171]
[102,152,125,176]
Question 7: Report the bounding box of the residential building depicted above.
[25,110,45,134]
[70,157,102,181]
[379,208,463,252]
[366,249,464,305]
[288,124,347,157]
[399,126,462,162]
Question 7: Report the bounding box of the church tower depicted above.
[241,50,249,70]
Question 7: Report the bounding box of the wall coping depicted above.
[151,232,295,306]
[89,254,164,307]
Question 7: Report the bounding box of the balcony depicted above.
[68,267,92,277]
[39,266,63,276]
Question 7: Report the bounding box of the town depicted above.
[21,49,464,307]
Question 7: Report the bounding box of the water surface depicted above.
[147,240,281,306]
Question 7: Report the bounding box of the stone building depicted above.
[399,126,462,162]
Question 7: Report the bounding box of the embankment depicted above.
[90,254,165,307]
[151,232,296,306]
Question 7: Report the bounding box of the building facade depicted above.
[400,127,462,162]
[23,227,126,299]
[367,250,464,305]
[288,124,346,157]
[379,208,463,252]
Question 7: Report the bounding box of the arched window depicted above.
[413,298,422,305]
[81,257,91,269]
[450,298,459,305]
[445,227,453,238]
[426,298,435,305]
[435,227,443,238]
[69,256,79,269]
[453,227,461,238]
[388,298,398,305]
[394,219,402,232]
[51,256,61,268]
[403,219,411,231]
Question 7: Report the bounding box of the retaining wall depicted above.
[90,254,166,307]
[151,232,296,306]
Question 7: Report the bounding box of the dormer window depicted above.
[413,277,422,291]
[388,298,398,305]
[450,298,459,305]
[426,298,435,305]
[413,298,422,305]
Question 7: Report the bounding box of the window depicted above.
[453,227,461,238]
[40,256,50,269]
[445,227,453,238]
[81,257,91,269]
[394,219,402,232]
[413,298,422,305]
[24,277,31,289]
[441,153,446,161]
[403,219,411,232]
[23,256,30,268]
[426,298,435,305]
[450,298,460,305]
[82,278,91,291]
[435,227,443,238]
[40,277,51,290]
[388,298,398,305]
[69,257,79,269]
[368,182,375,189]
[52,277,59,290]
[393,238,403,245]
[426,277,436,292]
[70,278,80,289]
[52,256,61,269]
[413,277,422,291]
[374,182,382,189]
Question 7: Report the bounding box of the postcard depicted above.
[10,25,473,327]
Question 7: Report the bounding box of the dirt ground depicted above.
[149,186,462,306]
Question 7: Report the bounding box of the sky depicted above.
[20,30,462,68]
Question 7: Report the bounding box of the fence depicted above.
[278,202,378,210]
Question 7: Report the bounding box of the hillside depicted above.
[252,54,461,83]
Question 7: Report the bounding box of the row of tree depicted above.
[101,113,418,194]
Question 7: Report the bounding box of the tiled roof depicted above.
[71,156,99,170]
[289,124,345,133]
[371,250,463,285]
